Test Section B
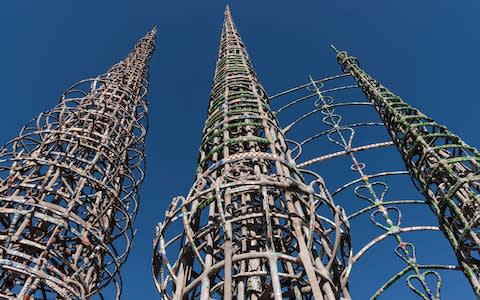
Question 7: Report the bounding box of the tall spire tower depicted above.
[333,47,480,296]
[153,7,351,300]
[0,29,155,299]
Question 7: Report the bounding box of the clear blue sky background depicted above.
[0,1,479,299]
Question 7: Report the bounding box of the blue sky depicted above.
[0,1,478,299]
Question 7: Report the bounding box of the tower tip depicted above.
[330,45,339,53]
[225,4,231,15]
[151,26,157,35]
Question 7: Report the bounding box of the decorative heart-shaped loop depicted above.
[350,162,366,172]
[407,271,441,300]
[306,80,324,92]
[395,242,416,264]
[327,127,354,149]
[321,105,336,114]
[354,181,388,204]
[315,95,334,108]
[370,206,401,231]
[322,114,342,127]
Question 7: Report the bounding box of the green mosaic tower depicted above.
[153,6,351,300]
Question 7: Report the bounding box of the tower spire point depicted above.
[224,4,232,19]
[330,44,339,53]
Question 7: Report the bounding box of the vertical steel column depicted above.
[0,29,155,299]
[153,7,351,300]
[333,46,480,296]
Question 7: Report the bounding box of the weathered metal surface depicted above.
[270,73,464,299]
[333,46,480,297]
[0,29,155,299]
[153,7,351,300]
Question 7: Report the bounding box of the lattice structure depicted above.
[153,7,352,300]
[268,42,480,297]
[270,74,465,299]
[0,28,155,299]
[333,47,480,296]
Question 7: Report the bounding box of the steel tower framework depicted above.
[0,29,155,299]
[268,47,479,298]
[270,75,460,299]
[334,48,480,296]
[153,7,351,300]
